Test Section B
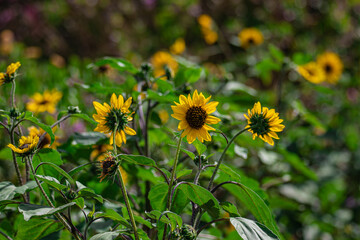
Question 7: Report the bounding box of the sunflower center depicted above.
[39,100,50,105]
[102,160,116,174]
[186,106,207,129]
[248,38,255,44]
[19,143,30,150]
[324,64,333,73]
[249,113,270,136]
[105,108,128,132]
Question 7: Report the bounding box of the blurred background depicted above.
[0,0,360,239]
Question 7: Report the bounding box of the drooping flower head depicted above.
[7,134,39,155]
[244,102,285,146]
[97,153,128,183]
[28,126,60,149]
[316,52,343,84]
[0,62,21,86]
[238,28,264,48]
[170,38,186,55]
[26,89,62,114]
[90,144,113,161]
[93,93,136,147]
[297,62,325,84]
[151,51,178,79]
[171,90,221,144]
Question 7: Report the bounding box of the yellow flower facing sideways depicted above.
[150,51,178,79]
[170,38,186,55]
[0,61,21,86]
[93,93,136,147]
[26,89,62,114]
[171,90,221,144]
[238,28,264,49]
[244,102,285,146]
[297,62,325,84]
[28,126,60,149]
[7,134,39,155]
[316,52,343,84]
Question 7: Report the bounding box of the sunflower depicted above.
[28,126,60,149]
[171,90,221,144]
[93,93,136,147]
[197,14,213,29]
[316,52,343,84]
[98,153,118,182]
[90,144,113,160]
[26,89,62,114]
[150,51,178,79]
[297,62,325,84]
[244,102,285,146]
[7,134,39,155]
[170,38,186,55]
[238,28,264,48]
[0,62,21,85]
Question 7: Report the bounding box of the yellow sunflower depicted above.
[316,52,343,84]
[238,28,264,48]
[0,61,21,85]
[90,144,113,160]
[7,134,39,155]
[93,93,136,147]
[197,14,213,29]
[26,89,62,114]
[150,51,178,79]
[171,90,221,144]
[28,126,60,149]
[244,102,285,146]
[297,62,325,84]
[197,14,218,45]
[170,38,186,55]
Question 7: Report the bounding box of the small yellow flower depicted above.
[0,62,21,85]
[26,89,62,114]
[297,62,325,84]
[151,51,178,79]
[171,90,221,144]
[170,38,186,55]
[28,126,60,149]
[198,14,213,29]
[90,144,113,160]
[197,14,218,45]
[316,52,343,84]
[93,93,136,147]
[238,28,264,48]
[202,28,218,45]
[7,135,39,155]
[158,109,169,124]
[244,102,285,146]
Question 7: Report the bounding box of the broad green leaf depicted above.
[91,57,138,74]
[230,217,280,240]
[168,144,195,160]
[36,175,68,191]
[15,218,63,240]
[176,169,192,179]
[268,44,284,63]
[77,187,103,203]
[18,202,76,221]
[35,161,76,187]
[71,132,107,145]
[23,111,55,145]
[179,183,220,218]
[160,211,183,231]
[223,183,283,239]
[0,181,37,202]
[147,89,177,103]
[32,148,64,181]
[73,197,85,209]
[121,154,156,167]
[96,209,131,227]
[192,139,206,155]
[70,113,97,126]
[174,65,203,87]
[277,148,317,181]
[146,210,170,224]
[148,183,168,212]
[89,232,119,240]
[221,202,240,217]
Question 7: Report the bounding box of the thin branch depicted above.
[196,218,229,235]
[0,229,12,240]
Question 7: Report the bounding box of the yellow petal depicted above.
[206,115,221,124]
[124,126,136,135]
[111,93,119,109]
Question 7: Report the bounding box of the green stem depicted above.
[166,135,182,209]
[11,80,16,108]
[112,131,139,240]
[9,124,23,186]
[207,128,249,190]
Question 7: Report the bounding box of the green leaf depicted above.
[277,148,317,181]
[35,160,76,188]
[221,202,240,217]
[192,139,206,155]
[268,44,284,63]
[292,100,326,132]
[148,183,168,212]
[121,154,157,167]
[147,89,178,103]
[176,169,192,179]
[146,210,170,224]
[96,209,131,227]
[71,132,107,145]
[18,202,76,221]
[174,65,203,87]
[77,187,103,203]
[91,57,138,74]
[168,144,195,160]
[70,113,97,126]
[33,148,64,180]
[161,211,183,231]
[73,197,85,209]
[223,183,282,239]
[0,181,37,202]
[89,232,120,240]
[23,111,55,145]
[15,218,63,240]
[230,217,280,240]
[179,183,220,218]
[36,175,68,191]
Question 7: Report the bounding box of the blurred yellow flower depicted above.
[297,62,325,84]
[170,38,186,55]
[316,52,343,84]
[0,62,21,86]
[171,90,221,144]
[93,93,136,147]
[198,14,218,45]
[198,14,213,29]
[0,30,14,55]
[28,126,60,149]
[158,109,169,124]
[7,135,39,155]
[90,144,113,160]
[238,28,264,48]
[244,102,285,146]
[202,28,218,45]
[26,89,62,114]
[151,51,178,78]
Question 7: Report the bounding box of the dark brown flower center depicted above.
[186,106,207,129]
[324,64,333,73]
[248,38,255,44]
[39,100,50,105]
[102,160,116,174]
